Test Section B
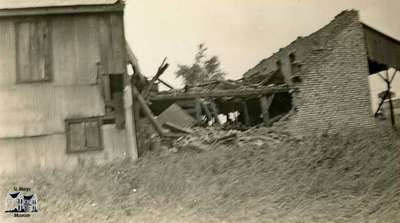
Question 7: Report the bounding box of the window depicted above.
[15,19,51,83]
[66,117,103,153]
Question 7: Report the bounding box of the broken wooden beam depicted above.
[149,86,289,101]
[126,42,148,88]
[142,57,169,99]
[158,78,174,89]
[131,85,165,136]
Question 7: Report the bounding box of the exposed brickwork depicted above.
[244,10,379,136]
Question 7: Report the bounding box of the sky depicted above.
[124,0,400,91]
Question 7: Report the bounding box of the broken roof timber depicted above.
[0,1,123,17]
[150,86,290,101]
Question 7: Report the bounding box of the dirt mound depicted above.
[1,127,400,222]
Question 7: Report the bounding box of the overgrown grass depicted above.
[1,127,400,223]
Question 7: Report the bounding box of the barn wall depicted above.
[0,12,125,138]
[0,124,128,176]
[0,11,129,175]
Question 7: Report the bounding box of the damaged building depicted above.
[1,5,399,175]
[0,0,138,175]
[149,10,400,136]
[243,10,400,135]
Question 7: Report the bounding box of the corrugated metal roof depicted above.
[0,0,118,10]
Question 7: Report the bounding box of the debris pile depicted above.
[172,128,239,152]
[170,126,295,153]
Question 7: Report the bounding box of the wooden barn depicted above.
[0,0,138,175]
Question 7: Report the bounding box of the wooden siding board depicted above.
[16,22,31,81]
[51,15,100,85]
[0,13,124,86]
[57,85,105,119]
[98,14,112,74]
[0,13,125,138]
[15,20,51,83]
[0,126,129,175]
[0,20,16,86]
[98,13,125,75]
[109,13,125,74]
[0,85,105,138]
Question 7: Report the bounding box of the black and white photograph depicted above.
[0,0,399,222]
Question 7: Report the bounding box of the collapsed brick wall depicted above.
[245,10,380,136]
[287,11,376,136]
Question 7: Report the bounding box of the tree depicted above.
[175,44,226,86]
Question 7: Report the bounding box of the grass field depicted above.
[1,127,400,223]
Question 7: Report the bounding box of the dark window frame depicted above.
[14,16,52,84]
[65,117,103,153]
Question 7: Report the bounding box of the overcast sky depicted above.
[124,0,400,88]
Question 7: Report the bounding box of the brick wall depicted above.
[288,11,378,136]
[245,10,380,136]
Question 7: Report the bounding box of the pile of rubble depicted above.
[166,126,295,153]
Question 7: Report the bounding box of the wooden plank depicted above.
[0,20,16,86]
[131,85,165,136]
[98,14,112,75]
[16,21,31,82]
[52,15,100,85]
[142,58,169,99]
[163,122,193,134]
[158,78,174,89]
[15,20,50,83]
[109,13,126,74]
[0,3,124,17]
[150,86,289,101]
[156,103,196,129]
[68,122,85,152]
[75,15,101,82]
[99,13,125,75]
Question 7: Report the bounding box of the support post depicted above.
[209,101,222,125]
[195,98,202,122]
[200,101,213,122]
[259,94,275,126]
[123,85,138,161]
[142,57,169,99]
[387,78,396,128]
[241,100,250,126]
